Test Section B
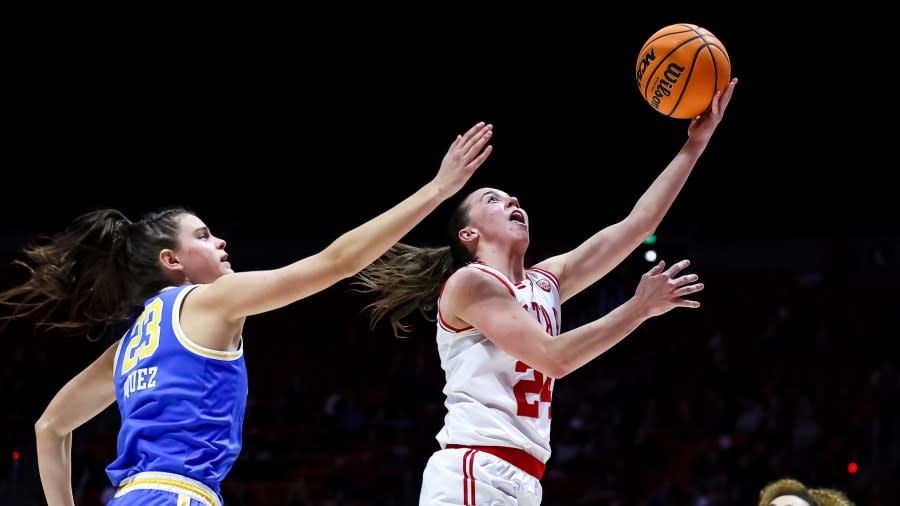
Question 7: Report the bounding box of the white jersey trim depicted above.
[171,285,243,361]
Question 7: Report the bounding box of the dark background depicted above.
[2,7,897,506]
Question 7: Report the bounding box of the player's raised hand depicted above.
[633,259,705,318]
[431,122,493,197]
[688,77,738,142]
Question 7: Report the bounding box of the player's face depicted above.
[462,188,529,244]
[174,214,232,283]
[769,496,811,506]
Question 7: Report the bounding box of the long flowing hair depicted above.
[353,199,473,338]
[0,207,189,340]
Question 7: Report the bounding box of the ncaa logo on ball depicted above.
[635,48,655,83]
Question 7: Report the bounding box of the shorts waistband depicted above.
[115,471,220,506]
[446,444,545,480]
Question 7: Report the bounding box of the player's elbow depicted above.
[536,351,572,380]
[34,415,65,440]
[623,210,659,237]
[34,415,59,440]
[543,365,568,380]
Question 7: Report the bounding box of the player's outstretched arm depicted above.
[444,259,703,378]
[192,122,494,323]
[535,79,736,303]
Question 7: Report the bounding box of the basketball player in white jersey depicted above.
[355,78,737,504]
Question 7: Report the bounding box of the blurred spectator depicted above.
[758,477,855,506]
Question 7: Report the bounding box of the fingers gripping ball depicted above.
[635,23,730,119]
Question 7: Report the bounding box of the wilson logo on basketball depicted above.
[650,62,685,110]
[537,279,551,292]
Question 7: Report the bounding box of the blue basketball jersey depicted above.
[106,284,248,501]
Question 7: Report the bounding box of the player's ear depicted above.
[459,227,479,243]
[159,249,182,272]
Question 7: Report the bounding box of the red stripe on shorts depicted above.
[447,444,545,481]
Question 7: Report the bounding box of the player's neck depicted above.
[475,250,526,285]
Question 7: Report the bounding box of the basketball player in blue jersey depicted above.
[0,122,494,506]
[354,79,737,504]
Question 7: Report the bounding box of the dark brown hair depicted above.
[0,207,190,340]
[353,198,474,338]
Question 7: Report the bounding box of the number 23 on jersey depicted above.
[120,298,163,374]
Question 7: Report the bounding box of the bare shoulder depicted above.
[178,283,244,350]
[178,282,225,318]
[442,267,512,307]
[443,266,482,290]
[440,267,515,330]
[444,266,498,292]
[530,255,564,281]
[440,268,473,305]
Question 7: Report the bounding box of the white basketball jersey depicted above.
[434,262,562,464]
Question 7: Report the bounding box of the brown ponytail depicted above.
[0,207,190,340]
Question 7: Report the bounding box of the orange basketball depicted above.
[635,23,730,119]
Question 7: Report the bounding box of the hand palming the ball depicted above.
[688,77,738,144]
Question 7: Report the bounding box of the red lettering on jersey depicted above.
[513,361,553,419]
[536,303,554,335]
[525,302,555,335]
